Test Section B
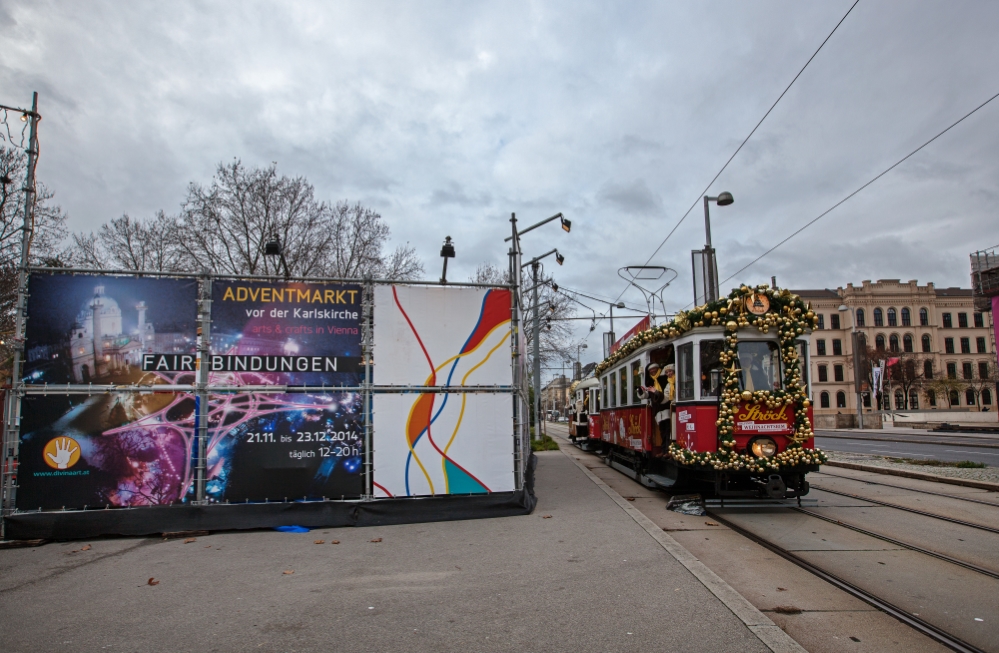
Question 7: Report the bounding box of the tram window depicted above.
[677,343,695,401]
[609,372,617,408]
[795,340,809,390]
[737,341,782,392]
[631,361,642,404]
[602,376,609,407]
[619,367,628,406]
[699,340,724,399]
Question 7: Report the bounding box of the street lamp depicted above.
[839,303,865,429]
[439,236,455,284]
[264,236,290,279]
[697,192,734,304]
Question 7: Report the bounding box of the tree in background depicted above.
[69,160,423,279]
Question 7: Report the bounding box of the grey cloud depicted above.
[597,179,662,215]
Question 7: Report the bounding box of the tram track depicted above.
[809,485,999,535]
[816,470,999,508]
[707,510,988,653]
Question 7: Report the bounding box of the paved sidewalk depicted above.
[0,449,775,653]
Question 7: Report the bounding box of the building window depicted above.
[903,334,913,353]
[889,334,899,352]
[863,393,871,407]
[820,391,830,408]
[974,313,984,328]
[836,391,847,408]
[923,360,933,379]
[874,308,884,327]
[856,309,865,326]
[947,362,957,379]
[875,334,886,350]
[950,390,960,406]
[832,339,842,356]
[962,362,973,380]
[943,313,952,328]
[958,313,968,328]
[816,314,824,330]
[909,390,919,409]
[979,361,990,379]
[922,334,931,352]
[833,364,844,382]
[887,308,897,326]
[816,339,827,356]
[945,337,954,354]
[984,389,993,405]
[831,314,841,330]
[818,365,828,382]
[960,337,971,354]
[901,307,911,326]
[919,308,929,326]
[927,389,936,406]
[966,388,976,405]
[977,337,987,353]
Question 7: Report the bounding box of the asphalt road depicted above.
[815,435,999,465]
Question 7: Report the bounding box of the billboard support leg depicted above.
[509,213,524,490]
[362,276,374,499]
[194,273,212,505]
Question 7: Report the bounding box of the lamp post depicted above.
[602,301,626,359]
[264,236,290,279]
[839,303,865,429]
[701,192,734,304]
[503,212,572,440]
[439,236,455,283]
[522,247,565,439]
[576,343,587,380]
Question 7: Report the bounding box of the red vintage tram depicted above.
[570,284,826,500]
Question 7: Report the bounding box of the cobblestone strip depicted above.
[558,444,808,653]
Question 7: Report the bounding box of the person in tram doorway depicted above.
[638,362,675,445]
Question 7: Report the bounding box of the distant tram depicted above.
[568,285,826,500]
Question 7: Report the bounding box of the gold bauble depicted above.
[740,390,753,402]
[725,320,738,331]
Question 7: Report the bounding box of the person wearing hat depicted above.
[638,361,675,445]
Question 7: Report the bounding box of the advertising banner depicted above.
[205,393,364,502]
[23,273,198,385]
[373,393,514,498]
[209,280,363,386]
[15,393,196,510]
[373,285,512,386]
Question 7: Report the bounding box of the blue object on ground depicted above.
[274,525,310,533]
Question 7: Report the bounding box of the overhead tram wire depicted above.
[597,0,860,322]
[712,87,999,295]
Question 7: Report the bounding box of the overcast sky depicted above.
[2,1,998,372]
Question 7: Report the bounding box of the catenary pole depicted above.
[532,261,541,440]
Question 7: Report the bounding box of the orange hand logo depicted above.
[44,436,80,470]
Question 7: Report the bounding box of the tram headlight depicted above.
[749,437,778,458]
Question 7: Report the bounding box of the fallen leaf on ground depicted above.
[542,515,552,519]
[313,540,325,544]
[184,538,196,544]
[777,587,787,592]
[369,538,382,543]
[204,545,211,548]
[147,578,159,586]
[773,605,802,614]
[704,521,718,526]
[80,544,92,551]
[626,497,635,502]
[331,540,340,544]
[283,570,295,575]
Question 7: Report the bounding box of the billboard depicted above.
[15,393,196,510]
[373,285,512,386]
[23,273,198,385]
[372,285,514,497]
[204,393,364,502]
[209,280,363,386]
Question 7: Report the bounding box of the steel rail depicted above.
[791,507,999,580]
[816,471,999,508]
[811,486,999,535]
[707,511,987,653]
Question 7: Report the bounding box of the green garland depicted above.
[594,284,828,472]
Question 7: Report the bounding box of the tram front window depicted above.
[700,340,724,399]
[738,341,782,392]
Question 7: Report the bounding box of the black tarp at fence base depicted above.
[3,454,537,541]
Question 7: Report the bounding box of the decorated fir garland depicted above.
[594,284,827,472]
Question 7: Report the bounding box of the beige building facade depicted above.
[795,279,997,428]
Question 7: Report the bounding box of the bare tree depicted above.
[966,361,999,410]
[69,212,181,271]
[929,375,966,409]
[885,352,924,409]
